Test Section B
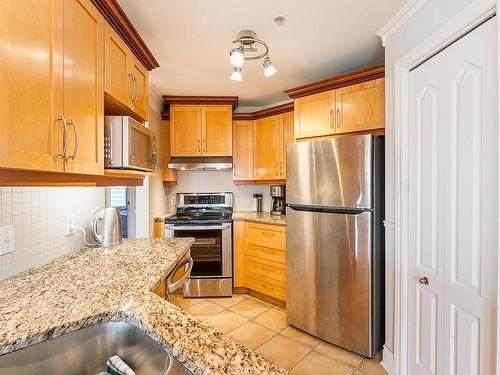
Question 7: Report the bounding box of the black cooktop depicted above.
[165,207,232,225]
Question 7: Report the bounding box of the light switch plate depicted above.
[64,213,75,236]
[0,225,15,255]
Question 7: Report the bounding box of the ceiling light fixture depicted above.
[229,30,277,81]
[230,67,242,82]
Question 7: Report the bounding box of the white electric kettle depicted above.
[91,208,123,248]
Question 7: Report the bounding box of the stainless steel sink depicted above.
[0,321,193,375]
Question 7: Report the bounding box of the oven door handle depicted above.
[165,223,231,231]
[166,256,193,294]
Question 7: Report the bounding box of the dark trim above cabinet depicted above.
[91,0,159,70]
[232,102,294,121]
[163,96,239,109]
[284,65,385,99]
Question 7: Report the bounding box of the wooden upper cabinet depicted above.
[129,57,149,120]
[170,105,232,157]
[104,23,130,107]
[104,23,149,121]
[294,91,335,139]
[232,121,253,180]
[335,78,384,134]
[0,0,64,172]
[254,115,282,180]
[161,120,178,184]
[170,106,202,156]
[202,106,232,156]
[63,0,104,175]
[280,112,295,179]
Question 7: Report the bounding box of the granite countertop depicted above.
[0,239,285,375]
[232,211,286,226]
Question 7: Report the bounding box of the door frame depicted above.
[391,1,497,374]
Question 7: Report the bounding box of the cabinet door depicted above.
[202,106,232,156]
[0,0,64,172]
[233,221,246,288]
[232,121,253,180]
[162,120,178,183]
[130,57,149,120]
[335,78,384,134]
[294,90,335,139]
[104,22,132,107]
[170,106,202,156]
[254,115,281,180]
[280,112,294,179]
[63,0,104,175]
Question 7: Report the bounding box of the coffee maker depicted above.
[270,185,286,216]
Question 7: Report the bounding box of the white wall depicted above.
[166,171,274,212]
[0,187,105,280]
[381,0,482,360]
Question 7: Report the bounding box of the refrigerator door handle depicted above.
[287,204,371,215]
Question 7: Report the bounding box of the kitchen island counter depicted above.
[0,238,284,375]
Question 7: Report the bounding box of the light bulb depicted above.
[263,57,277,78]
[231,67,242,81]
[230,48,244,67]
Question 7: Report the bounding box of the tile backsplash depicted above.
[166,171,276,212]
[0,187,105,280]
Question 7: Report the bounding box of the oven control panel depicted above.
[177,193,233,207]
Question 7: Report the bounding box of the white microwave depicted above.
[104,116,158,172]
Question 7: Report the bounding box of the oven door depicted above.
[164,223,232,279]
[124,117,157,171]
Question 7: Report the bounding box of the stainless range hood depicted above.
[168,157,233,171]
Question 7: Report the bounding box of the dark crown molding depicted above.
[91,0,160,70]
[284,65,385,99]
[232,102,294,121]
[163,96,239,111]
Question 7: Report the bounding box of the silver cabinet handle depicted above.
[128,73,134,100]
[198,139,201,153]
[132,75,138,103]
[68,119,78,160]
[330,109,334,129]
[337,109,341,127]
[418,277,429,285]
[56,115,68,158]
[275,161,278,175]
[203,139,206,152]
[280,161,283,176]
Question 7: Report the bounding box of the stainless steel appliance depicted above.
[270,184,286,215]
[168,156,232,171]
[104,116,158,172]
[91,207,123,248]
[165,193,233,297]
[286,135,384,357]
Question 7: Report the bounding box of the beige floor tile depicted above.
[291,350,355,375]
[256,334,312,370]
[253,306,289,332]
[280,326,321,348]
[229,298,272,319]
[227,321,277,350]
[314,341,364,368]
[206,294,248,308]
[170,295,205,309]
[203,310,249,333]
[188,300,225,320]
[246,294,274,307]
[354,355,388,375]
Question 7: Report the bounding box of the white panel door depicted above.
[408,18,497,375]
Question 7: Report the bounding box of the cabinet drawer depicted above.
[247,273,286,301]
[246,256,286,283]
[246,244,286,265]
[246,224,286,250]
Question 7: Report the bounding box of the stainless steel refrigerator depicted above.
[286,135,384,357]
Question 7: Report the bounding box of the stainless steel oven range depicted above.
[165,192,233,297]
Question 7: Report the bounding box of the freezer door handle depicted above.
[287,204,371,215]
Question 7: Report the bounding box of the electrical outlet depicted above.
[0,225,15,255]
[64,213,75,236]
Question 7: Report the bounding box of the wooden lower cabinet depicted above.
[233,221,286,301]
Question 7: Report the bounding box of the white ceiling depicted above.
[117,0,405,107]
